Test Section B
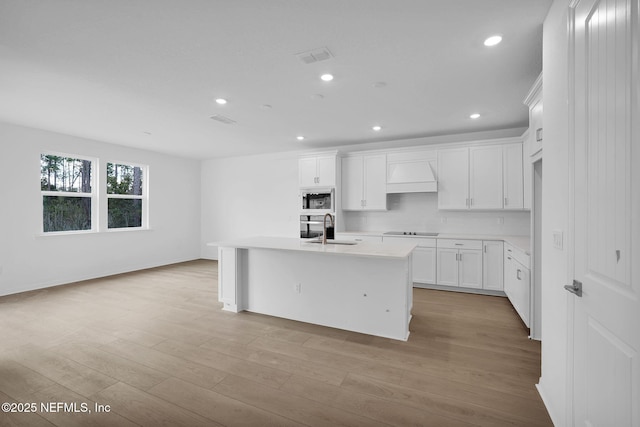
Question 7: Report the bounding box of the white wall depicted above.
[200,151,300,259]
[342,193,530,236]
[0,122,201,297]
[537,0,571,425]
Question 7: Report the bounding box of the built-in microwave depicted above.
[300,188,335,214]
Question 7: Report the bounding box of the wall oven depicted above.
[300,188,335,214]
[300,214,334,239]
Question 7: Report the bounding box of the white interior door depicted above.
[570,0,639,425]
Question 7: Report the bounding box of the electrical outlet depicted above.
[440,217,447,224]
[295,283,301,293]
[496,217,504,225]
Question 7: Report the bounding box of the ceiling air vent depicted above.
[209,115,236,125]
[295,46,334,64]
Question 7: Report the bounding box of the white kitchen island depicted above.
[212,236,416,341]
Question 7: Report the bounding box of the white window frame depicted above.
[40,152,97,235]
[105,161,149,231]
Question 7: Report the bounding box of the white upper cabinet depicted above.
[469,145,504,209]
[342,154,386,211]
[299,154,336,187]
[437,147,470,209]
[524,73,543,157]
[438,143,525,210]
[503,143,524,209]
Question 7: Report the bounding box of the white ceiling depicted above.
[0,0,551,159]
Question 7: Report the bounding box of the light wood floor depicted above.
[0,260,552,426]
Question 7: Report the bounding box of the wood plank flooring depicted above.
[0,260,552,426]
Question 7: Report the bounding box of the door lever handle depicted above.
[564,280,583,297]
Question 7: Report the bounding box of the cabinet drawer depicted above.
[383,236,436,248]
[437,239,482,250]
[504,243,530,268]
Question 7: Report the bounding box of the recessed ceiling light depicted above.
[215,98,228,105]
[484,35,503,47]
[372,125,382,131]
[470,113,481,119]
[296,136,305,141]
[320,74,334,82]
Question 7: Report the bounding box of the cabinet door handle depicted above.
[459,253,462,262]
[466,198,469,207]
[536,128,543,142]
[517,269,521,280]
[484,245,487,253]
[504,197,508,206]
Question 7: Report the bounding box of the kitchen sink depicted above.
[305,240,358,245]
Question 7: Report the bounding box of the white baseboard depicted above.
[536,380,562,427]
[0,256,203,297]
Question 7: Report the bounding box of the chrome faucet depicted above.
[322,213,335,245]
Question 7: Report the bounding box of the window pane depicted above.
[40,155,92,193]
[108,198,142,228]
[43,196,92,232]
[107,163,143,195]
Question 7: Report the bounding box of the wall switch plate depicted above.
[440,217,447,224]
[552,229,564,250]
[496,217,504,225]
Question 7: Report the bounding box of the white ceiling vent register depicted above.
[209,115,237,125]
[295,47,334,64]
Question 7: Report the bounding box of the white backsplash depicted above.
[341,193,530,236]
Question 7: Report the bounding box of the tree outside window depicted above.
[40,154,94,232]
[107,162,146,229]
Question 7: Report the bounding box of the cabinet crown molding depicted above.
[523,72,543,106]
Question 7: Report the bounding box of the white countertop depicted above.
[337,231,531,255]
[211,236,416,259]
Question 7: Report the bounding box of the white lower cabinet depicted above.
[413,246,437,284]
[504,243,531,327]
[482,241,504,291]
[382,236,436,285]
[436,239,482,289]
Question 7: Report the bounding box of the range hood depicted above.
[386,156,438,193]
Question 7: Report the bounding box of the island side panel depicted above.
[242,248,411,341]
[218,247,247,313]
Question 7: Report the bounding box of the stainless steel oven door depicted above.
[299,215,324,239]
